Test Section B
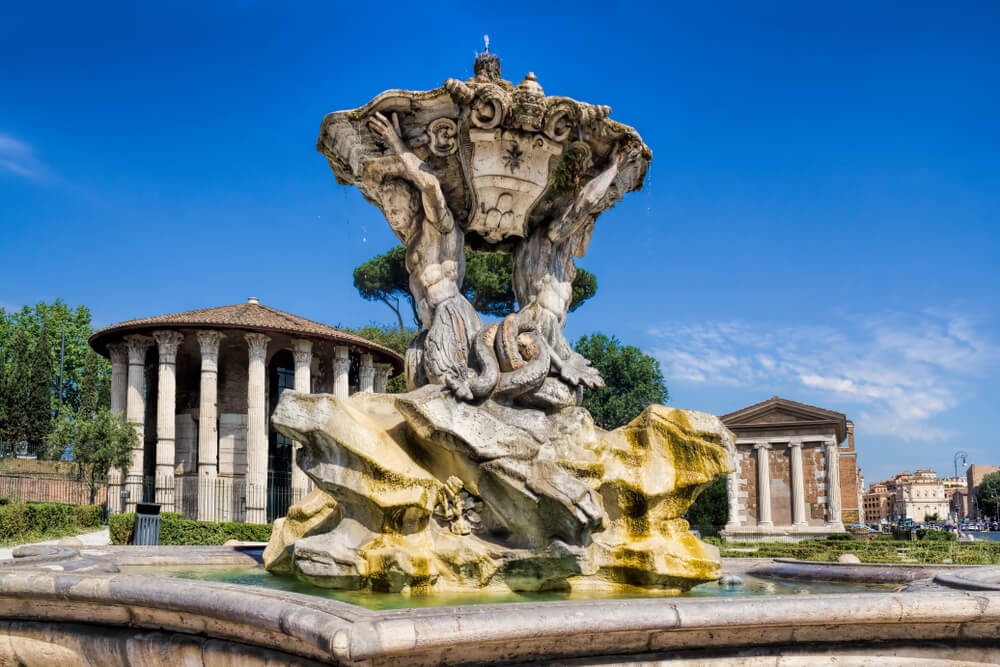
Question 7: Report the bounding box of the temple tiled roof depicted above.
[89,299,404,370]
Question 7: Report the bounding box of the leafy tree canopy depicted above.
[574,333,668,431]
[977,472,1000,520]
[353,245,598,330]
[0,301,110,454]
[48,407,136,503]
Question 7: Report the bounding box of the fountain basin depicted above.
[1,546,999,665]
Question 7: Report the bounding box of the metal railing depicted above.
[110,472,297,524]
[0,471,108,506]
[0,467,299,525]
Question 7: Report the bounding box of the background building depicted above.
[863,469,954,524]
[89,298,403,523]
[720,396,863,540]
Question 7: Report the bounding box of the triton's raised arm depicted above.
[548,146,640,244]
[368,112,452,234]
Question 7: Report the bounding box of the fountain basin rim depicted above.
[0,562,999,665]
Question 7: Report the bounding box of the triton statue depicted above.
[264,54,734,594]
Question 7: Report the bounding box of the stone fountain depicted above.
[263,53,735,594]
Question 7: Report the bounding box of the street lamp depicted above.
[954,450,968,480]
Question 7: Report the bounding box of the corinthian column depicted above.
[825,440,844,529]
[108,343,129,417]
[197,330,223,521]
[359,353,375,393]
[124,335,152,511]
[153,331,184,511]
[755,443,773,527]
[291,339,312,501]
[374,363,393,393]
[106,343,129,513]
[333,346,350,399]
[790,440,807,527]
[245,333,270,524]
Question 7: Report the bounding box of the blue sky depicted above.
[2,2,998,485]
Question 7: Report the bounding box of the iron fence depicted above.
[111,472,295,524]
[0,471,108,506]
[0,466,297,526]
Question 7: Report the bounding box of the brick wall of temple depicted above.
[769,447,792,526]
[803,445,827,524]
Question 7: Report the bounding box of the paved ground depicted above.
[0,526,110,560]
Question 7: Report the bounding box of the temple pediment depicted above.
[721,396,847,443]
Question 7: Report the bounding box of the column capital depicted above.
[789,440,803,449]
[124,335,153,364]
[197,330,224,358]
[754,442,771,451]
[245,333,270,361]
[292,338,313,366]
[107,342,128,366]
[153,330,185,364]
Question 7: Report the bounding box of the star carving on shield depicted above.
[502,141,523,173]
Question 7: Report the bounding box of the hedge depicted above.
[109,512,273,545]
[0,501,104,544]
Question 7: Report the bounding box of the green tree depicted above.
[3,328,32,447]
[78,349,104,418]
[27,322,54,450]
[686,475,729,536]
[353,245,598,330]
[573,333,668,430]
[353,246,416,332]
[977,472,1000,520]
[48,407,137,505]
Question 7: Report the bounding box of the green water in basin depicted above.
[118,565,898,611]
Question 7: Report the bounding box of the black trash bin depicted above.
[133,502,161,546]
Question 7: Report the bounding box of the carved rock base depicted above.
[264,389,733,593]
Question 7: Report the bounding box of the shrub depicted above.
[109,513,134,545]
[826,533,856,541]
[0,502,102,543]
[109,512,272,545]
[916,528,956,542]
[75,504,103,528]
[0,504,30,540]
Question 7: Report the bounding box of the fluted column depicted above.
[790,440,807,527]
[333,346,350,399]
[153,331,184,511]
[825,440,844,528]
[108,343,129,416]
[755,443,772,527]
[124,335,152,510]
[245,333,270,524]
[107,343,129,513]
[359,353,375,393]
[374,363,393,393]
[291,339,312,501]
[197,331,223,521]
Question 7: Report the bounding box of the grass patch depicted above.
[717,535,1000,565]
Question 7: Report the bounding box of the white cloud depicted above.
[0,134,48,181]
[649,311,998,443]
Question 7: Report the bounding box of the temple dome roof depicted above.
[89,298,404,372]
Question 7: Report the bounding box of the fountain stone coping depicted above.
[0,547,999,664]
